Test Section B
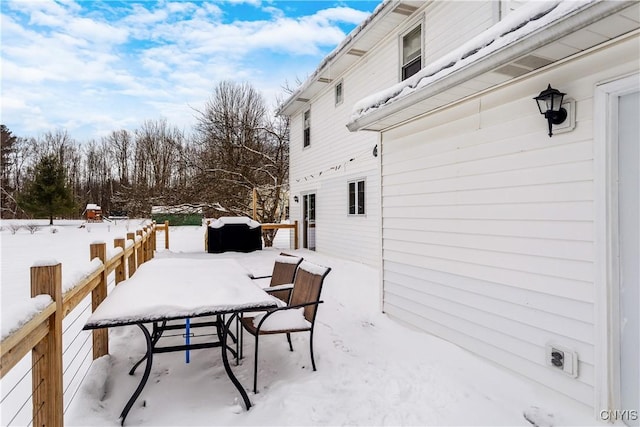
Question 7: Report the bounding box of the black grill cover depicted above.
[207,218,262,253]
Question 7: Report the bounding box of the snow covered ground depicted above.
[1,220,602,426]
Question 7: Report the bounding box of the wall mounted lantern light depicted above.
[534,84,568,137]
[293,196,299,203]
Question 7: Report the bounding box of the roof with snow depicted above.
[347,0,639,131]
[278,0,424,117]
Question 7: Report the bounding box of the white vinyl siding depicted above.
[380,36,639,408]
[288,1,507,267]
[423,1,494,64]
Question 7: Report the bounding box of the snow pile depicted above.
[62,258,104,293]
[0,294,52,341]
[252,307,311,331]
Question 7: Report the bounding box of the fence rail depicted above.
[261,222,298,249]
[0,220,169,426]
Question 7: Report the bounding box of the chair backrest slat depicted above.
[290,261,331,322]
[269,254,303,302]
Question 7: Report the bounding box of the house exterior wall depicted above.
[287,1,498,266]
[379,34,639,409]
[423,1,495,64]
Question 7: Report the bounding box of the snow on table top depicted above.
[85,258,277,328]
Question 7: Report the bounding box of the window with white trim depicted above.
[303,109,311,147]
[401,24,422,80]
[348,179,365,215]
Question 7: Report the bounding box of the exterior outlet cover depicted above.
[546,343,579,378]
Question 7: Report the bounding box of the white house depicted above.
[280,0,549,267]
[281,0,424,266]
[345,0,639,424]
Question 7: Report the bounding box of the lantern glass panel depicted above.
[550,92,564,112]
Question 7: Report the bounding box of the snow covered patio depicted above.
[60,229,600,426]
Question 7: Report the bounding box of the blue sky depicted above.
[1,0,379,141]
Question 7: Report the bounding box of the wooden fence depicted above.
[262,222,299,250]
[0,220,169,427]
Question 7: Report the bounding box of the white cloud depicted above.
[223,0,262,5]
[314,6,371,25]
[124,4,169,25]
[67,16,128,44]
[1,0,374,141]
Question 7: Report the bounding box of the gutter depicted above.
[346,1,634,132]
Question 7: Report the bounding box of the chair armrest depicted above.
[250,274,272,280]
[265,283,294,292]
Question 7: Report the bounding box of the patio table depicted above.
[83,258,278,425]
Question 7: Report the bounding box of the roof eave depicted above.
[347,1,635,132]
[277,0,411,117]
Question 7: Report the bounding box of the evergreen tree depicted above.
[1,125,18,216]
[18,154,75,225]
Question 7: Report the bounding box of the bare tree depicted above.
[134,119,183,191]
[193,81,289,245]
[106,129,133,186]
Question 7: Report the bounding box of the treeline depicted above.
[0,81,290,227]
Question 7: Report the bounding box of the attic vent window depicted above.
[303,109,311,147]
[401,25,422,80]
[335,81,343,106]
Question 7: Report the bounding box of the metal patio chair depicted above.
[250,253,304,303]
[239,253,304,360]
[240,260,331,393]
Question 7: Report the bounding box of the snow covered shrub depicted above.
[8,223,22,234]
[24,223,41,234]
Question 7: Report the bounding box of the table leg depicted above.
[120,324,154,426]
[129,321,164,375]
[219,314,252,410]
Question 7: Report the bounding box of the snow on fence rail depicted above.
[0,221,169,426]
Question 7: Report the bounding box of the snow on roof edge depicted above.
[347,0,598,126]
[277,0,393,115]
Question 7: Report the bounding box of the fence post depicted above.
[294,220,299,250]
[126,232,136,277]
[148,225,155,259]
[205,220,210,252]
[136,230,144,266]
[150,223,156,256]
[144,227,151,261]
[30,262,63,427]
[164,220,170,249]
[89,243,108,359]
[114,238,126,285]
[142,226,149,261]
